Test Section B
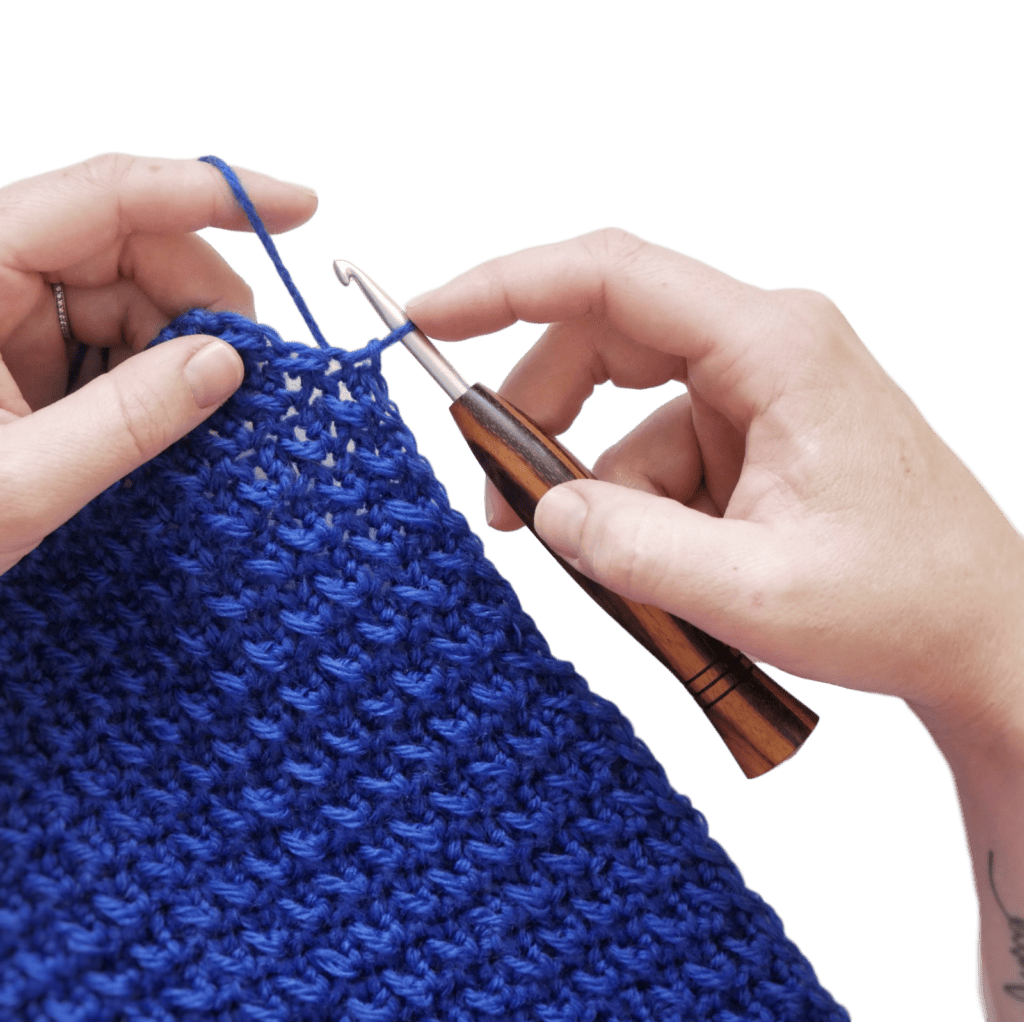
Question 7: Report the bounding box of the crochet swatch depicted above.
[0,309,847,1021]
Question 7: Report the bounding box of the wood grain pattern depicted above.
[451,383,818,778]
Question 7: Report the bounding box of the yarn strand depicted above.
[0,157,850,1022]
[199,154,332,350]
[199,155,416,360]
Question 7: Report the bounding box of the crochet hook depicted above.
[334,260,818,778]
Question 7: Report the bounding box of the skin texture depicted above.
[3,161,1022,1016]
[0,154,318,576]
[406,228,1024,1020]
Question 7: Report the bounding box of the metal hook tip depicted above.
[331,257,469,400]
[333,260,355,286]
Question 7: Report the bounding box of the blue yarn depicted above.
[197,155,414,357]
[376,319,415,356]
[198,155,331,350]
[0,165,850,1021]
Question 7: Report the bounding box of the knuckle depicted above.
[0,446,52,546]
[591,446,619,481]
[774,286,839,329]
[76,154,138,237]
[590,440,642,490]
[580,499,659,600]
[235,279,256,315]
[111,376,164,465]
[0,460,29,535]
[0,154,136,228]
[1,154,136,227]
[204,276,256,318]
[765,288,865,370]
[79,152,136,189]
[589,227,649,267]
[577,228,651,317]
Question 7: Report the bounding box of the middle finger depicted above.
[48,231,254,324]
[497,315,687,439]
[4,231,254,409]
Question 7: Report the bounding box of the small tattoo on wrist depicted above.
[989,851,1024,1003]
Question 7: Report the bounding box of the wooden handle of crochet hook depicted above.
[451,384,818,779]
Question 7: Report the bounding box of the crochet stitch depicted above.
[0,313,849,1022]
[0,164,849,1022]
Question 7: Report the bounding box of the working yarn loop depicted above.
[0,161,849,1021]
[195,153,415,361]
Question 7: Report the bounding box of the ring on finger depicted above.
[52,282,75,344]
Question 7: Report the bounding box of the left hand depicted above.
[0,153,317,576]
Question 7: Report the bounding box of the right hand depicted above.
[407,229,1024,745]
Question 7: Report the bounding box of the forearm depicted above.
[918,680,1024,1020]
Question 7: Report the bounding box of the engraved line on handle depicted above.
[680,660,718,689]
[690,650,745,692]
[704,675,748,708]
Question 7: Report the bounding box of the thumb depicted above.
[2,334,243,554]
[534,479,783,647]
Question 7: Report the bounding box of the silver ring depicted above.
[52,283,74,344]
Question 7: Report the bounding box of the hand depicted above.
[0,154,317,577]
[407,229,1024,743]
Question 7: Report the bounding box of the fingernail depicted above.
[405,289,436,313]
[184,340,243,409]
[288,181,318,199]
[535,485,588,560]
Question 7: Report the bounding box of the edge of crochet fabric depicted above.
[0,311,848,1022]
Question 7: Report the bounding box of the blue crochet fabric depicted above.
[0,310,847,1021]
[0,155,848,1020]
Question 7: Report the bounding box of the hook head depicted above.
[332,259,408,332]
[333,260,356,286]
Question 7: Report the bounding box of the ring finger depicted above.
[46,230,255,325]
[5,231,255,408]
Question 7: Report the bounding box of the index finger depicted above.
[407,228,762,357]
[0,154,317,274]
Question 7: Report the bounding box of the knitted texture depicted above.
[0,308,848,1021]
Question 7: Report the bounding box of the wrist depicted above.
[907,656,1024,784]
[908,630,1024,777]
[905,530,1024,758]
